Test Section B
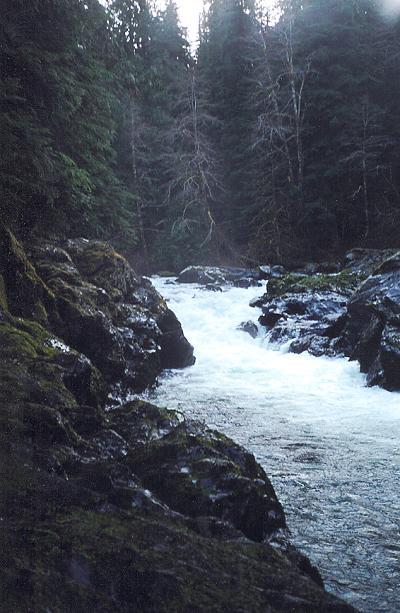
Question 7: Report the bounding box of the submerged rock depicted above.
[238,320,259,338]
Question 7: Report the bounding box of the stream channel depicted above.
[143,277,400,612]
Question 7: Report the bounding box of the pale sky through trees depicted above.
[175,1,277,46]
[176,0,204,44]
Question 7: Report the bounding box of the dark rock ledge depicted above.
[0,225,355,611]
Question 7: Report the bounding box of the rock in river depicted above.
[342,252,400,390]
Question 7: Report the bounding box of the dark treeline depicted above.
[2,0,400,270]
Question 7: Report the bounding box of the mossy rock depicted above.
[0,224,56,324]
[108,401,182,448]
[65,239,140,299]
[127,420,286,541]
[267,271,363,299]
[1,507,356,613]
[0,315,105,426]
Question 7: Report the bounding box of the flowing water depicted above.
[144,277,400,612]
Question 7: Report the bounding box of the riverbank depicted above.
[147,277,400,612]
[0,226,355,611]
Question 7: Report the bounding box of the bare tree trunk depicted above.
[283,16,309,196]
[361,103,370,239]
[258,27,295,184]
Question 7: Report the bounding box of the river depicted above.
[144,277,400,612]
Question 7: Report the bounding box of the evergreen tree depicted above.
[197,0,259,253]
[0,0,136,247]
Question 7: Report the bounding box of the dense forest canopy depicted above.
[1,0,400,270]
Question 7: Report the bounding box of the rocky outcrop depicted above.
[343,248,399,276]
[19,235,195,396]
[253,253,400,390]
[251,272,359,358]
[0,329,355,612]
[0,226,356,611]
[341,253,400,390]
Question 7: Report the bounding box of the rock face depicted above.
[22,235,195,396]
[252,253,400,390]
[342,253,400,390]
[252,272,358,358]
[0,345,354,612]
[0,225,356,611]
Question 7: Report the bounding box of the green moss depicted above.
[0,317,66,360]
[0,273,8,312]
[0,323,42,359]
[76,243,126,280]
[267,270,365,299]
[0,225,55,323]
[34,300,48,322]
[1,505,342,613]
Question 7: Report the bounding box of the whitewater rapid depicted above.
[144,277,400,612]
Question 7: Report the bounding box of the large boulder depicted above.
[344,248,398,276]
[252,272,355,357]
[127,416,286,542]
[25,237,194,394]
[252,257,400,390]
[0,224,56,324]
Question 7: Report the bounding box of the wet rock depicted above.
[0,310,356,612]
[344,248,398,276]
[28,237,195,392]
[264,272,360,300]
[0,224,56,324]
[251,254,400,390]
[259,310,286,329]
[342,252,400,390]
[271,265,287,279]
[238,321,259,338]
[251,270,360,359]
[177,265,225,285]
[1,505,357,612]
[128,419,286,541]
[157,309,195,369]
[258,265,272,279]
[108,400,182,448]
[249,294,267,309]
[176,265,258,287]
[255,286,348,356]
[0,231,358,611]
[233,277,262,288]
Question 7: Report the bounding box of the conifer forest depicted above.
[1,2,400,612]
[3,1,400,270]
